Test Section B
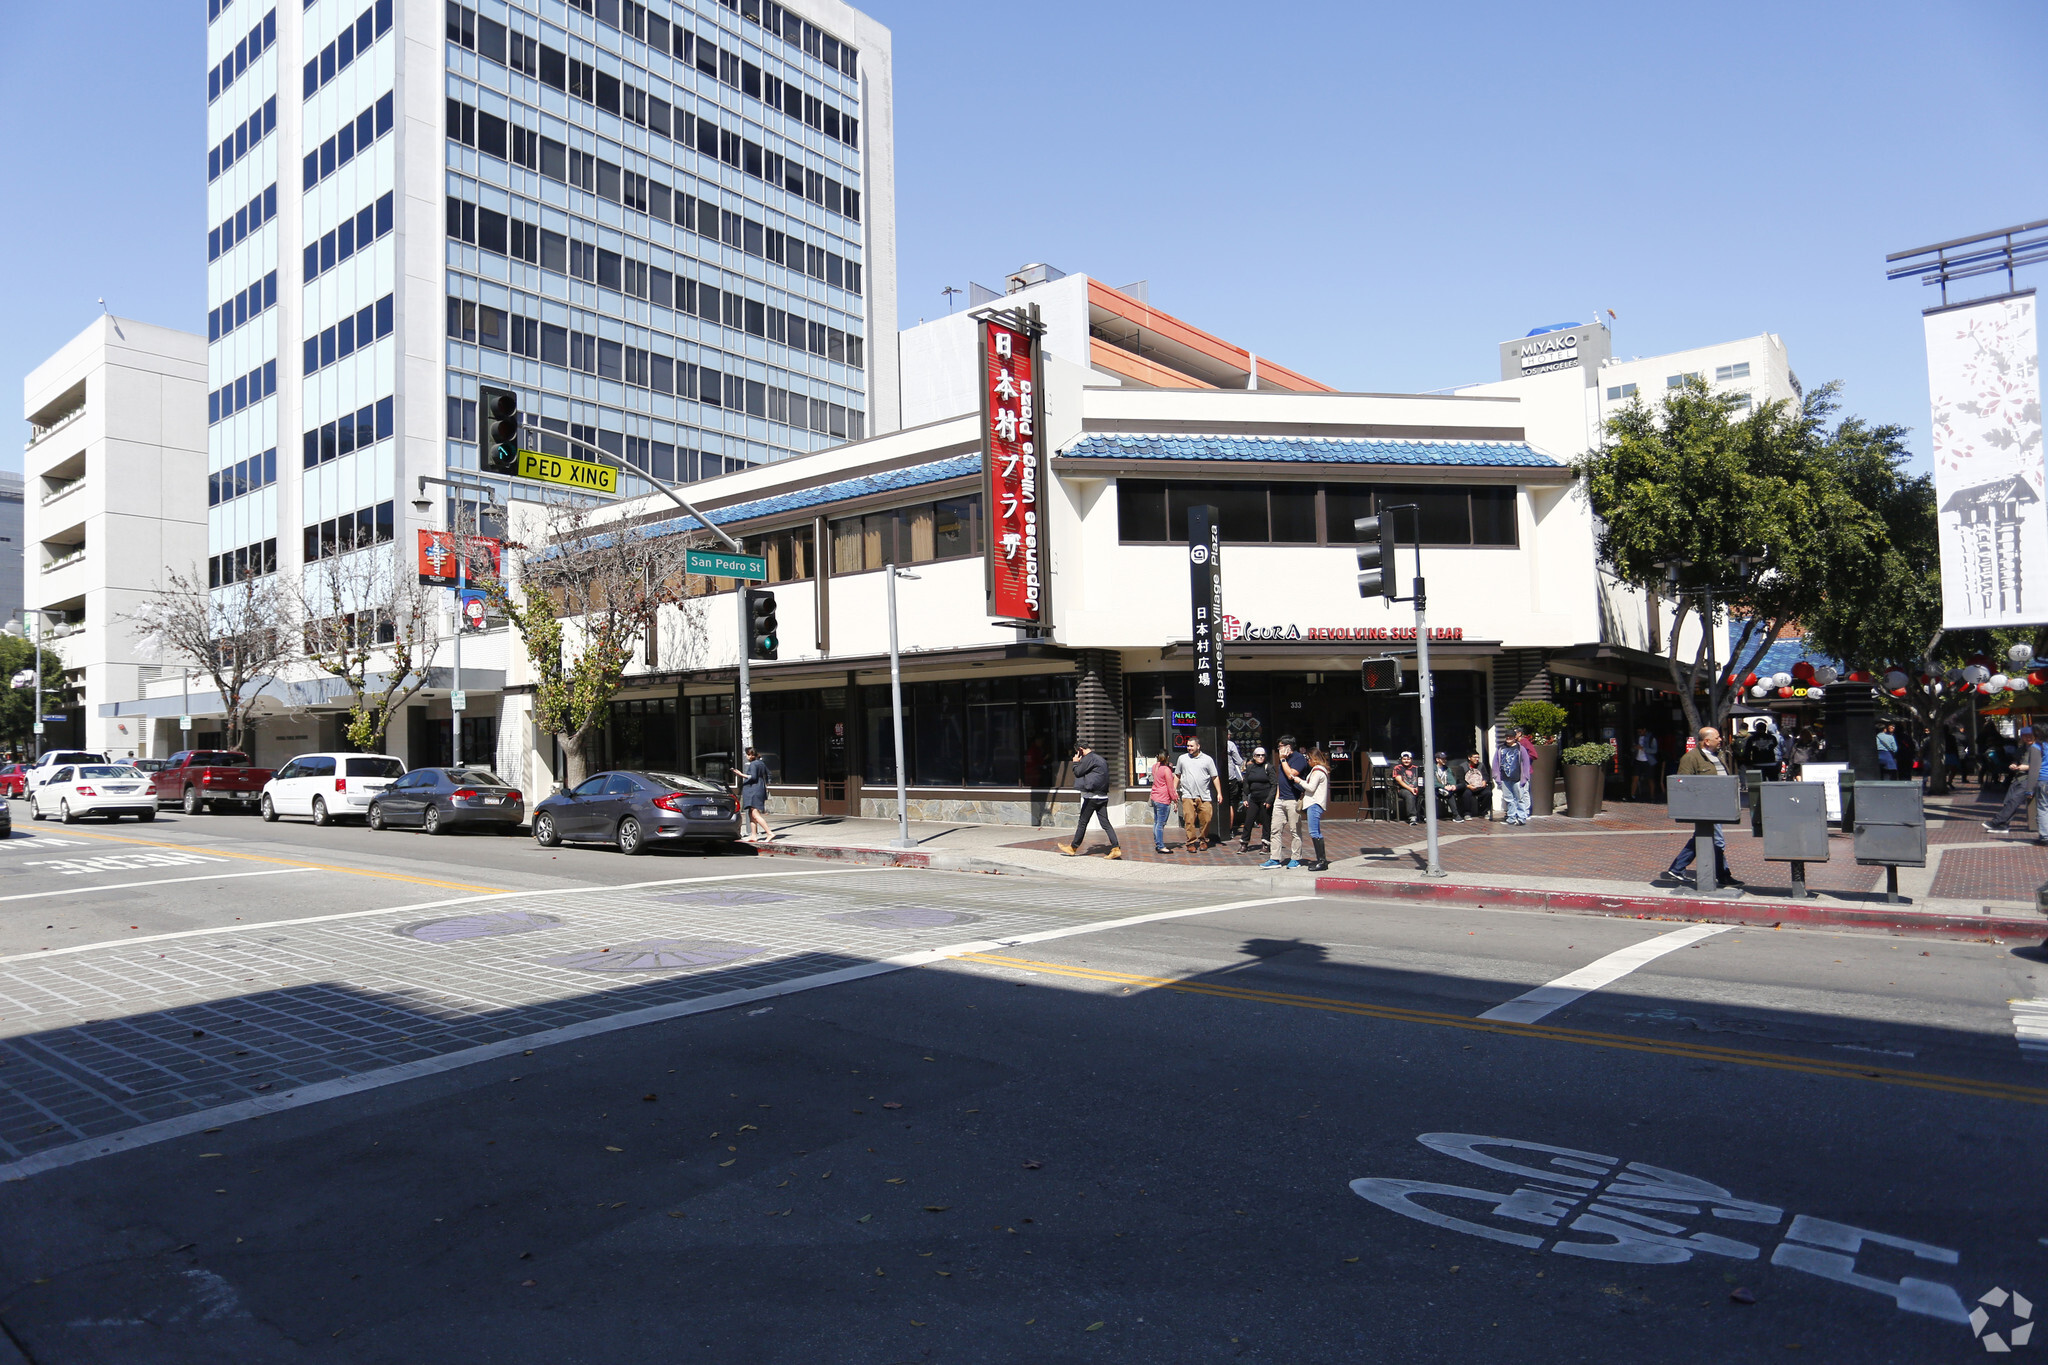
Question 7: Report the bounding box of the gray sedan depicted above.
[367,768,525,834]
[530,770,741,855]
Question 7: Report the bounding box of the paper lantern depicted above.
[1792,661,1816,681]
[1751,683,1771,698]
[1770,672,1791,688]
[1991,673,2011,691]
[1744,673,1758,687]
[1967,664,1993,684]
[1883,670,1909,690]
[2011,644,2035,665]
[1815,666,1839,686]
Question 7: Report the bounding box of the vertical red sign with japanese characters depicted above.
[980,315,1044,624]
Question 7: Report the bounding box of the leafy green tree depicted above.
[1577,379,1887,735]
[0,633,67,757]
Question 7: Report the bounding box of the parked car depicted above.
[155,749,273,815]
[27,752,107,791]
[0,790,12,835]
[530,770,740,855]
[367,767,525,835]
[0,764,28,798]
[28,764,157,823]
[260,753,405,825]
[130,758,171,773]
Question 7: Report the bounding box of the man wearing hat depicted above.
[1985,726,2040,835]
[1390,751,1423,825]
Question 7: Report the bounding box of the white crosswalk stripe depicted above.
[2011,999,2048,1062]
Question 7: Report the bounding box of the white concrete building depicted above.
[21,316,209,758]
[458,277,1702,826]
[179,0,893,766]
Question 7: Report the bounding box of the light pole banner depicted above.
[1927,290,2044,628]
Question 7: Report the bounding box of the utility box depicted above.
[1853,782,1928,868]
[1670,774,1743,825]
[1759,783,1831,862]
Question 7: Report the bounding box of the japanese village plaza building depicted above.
[493,272,1688,825]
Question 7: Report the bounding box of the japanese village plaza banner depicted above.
[1927,290,2044,628]
[979,314,1045,624]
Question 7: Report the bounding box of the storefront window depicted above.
[829,494,984,574]
[861,675,1073,788]
[743,525,816,583]
[1120,479,1518,548]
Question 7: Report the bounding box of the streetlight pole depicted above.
[1413,571,1441,876]
[31,611,44,762]
[886,565,919,848]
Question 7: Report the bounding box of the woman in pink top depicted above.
[1148,752,1176,853]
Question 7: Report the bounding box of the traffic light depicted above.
[745,587,779,660]
[480,384,521,475]
[1354,514,1399,601]
[1360,656,1405,694]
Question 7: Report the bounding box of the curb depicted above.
[753,842,1015,876]
[1313,875,2048,941]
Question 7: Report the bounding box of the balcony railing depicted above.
[41,547,86,573]
[26,405,85,451]
[40,478,84,507]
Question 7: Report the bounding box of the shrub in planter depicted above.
[1562,742,1615,766]
[1505,700,1568,741]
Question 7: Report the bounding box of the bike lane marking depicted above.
[1477,923,1732,1024]
[0,891,1303,1181]
[957,953,2048,1106]
[0,824,506,894]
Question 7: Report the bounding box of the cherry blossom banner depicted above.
[1926,291,2044,629]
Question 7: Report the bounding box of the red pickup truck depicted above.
[156,750,274,815]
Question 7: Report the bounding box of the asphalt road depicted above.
[0,800,2042,1364]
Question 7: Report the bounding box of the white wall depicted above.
[897,271,1102,428]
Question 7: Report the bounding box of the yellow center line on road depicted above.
[959,953,2048,1107]
[13,825,509,894]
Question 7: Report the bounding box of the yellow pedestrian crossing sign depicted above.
[512,449,617,494]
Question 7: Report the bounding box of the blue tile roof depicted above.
[1060,433,1562,468]
[630,453,982,542]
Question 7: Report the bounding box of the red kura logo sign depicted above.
[982,317,1042,624]
[1220,617,1464,643]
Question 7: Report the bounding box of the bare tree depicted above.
[479,496,696,786]
[124,569,294,751]
[299,544,443,753]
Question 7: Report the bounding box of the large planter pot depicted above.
[1530,741,1560,817]
[1563,763,1605,818]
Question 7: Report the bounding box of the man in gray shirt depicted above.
[1175,737,1222,852]
[1986,726,2039,834]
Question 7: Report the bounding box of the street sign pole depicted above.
[1414,573,1442,878]
[887,565,913,848]
[452,535,464,769]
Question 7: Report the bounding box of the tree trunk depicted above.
[562,725,596,788]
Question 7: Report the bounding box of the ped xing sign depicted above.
[684,548,768,580]
[514,449,617,494]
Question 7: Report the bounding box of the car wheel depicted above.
[311,796,331,827]
[28,793,44,821]
[367,803,386,831]
[260,794,278,822]
[59,799,77,826]
[532,811,561,847]
[617,815,647,856]
[423,805,444,836]
[138,810,156,822]
[183,786,204,815]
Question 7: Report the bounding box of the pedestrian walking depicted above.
[1301,748,1332,870]
[1238,746,1276,853]
[1058,741,1122,859]
[1146,751,1176,854]
[1741,720,1781,781]
[1493,728,1533,825]
[732,747,773,842]
[1877,723,1899,776]
[1986,727,2040,834]
[1660,726,1743,888]
[1631,725,1659,801]
[1390,751,1424,824]
[1174,736,1223,852]
[1262,736,1308,869]
[1458,751,1492,819]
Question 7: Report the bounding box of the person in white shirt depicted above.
[1174,738,1222,852]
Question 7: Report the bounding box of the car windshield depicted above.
[449,770,503,786]
[642,771,724,794]
[79,766,140,779]
[346,757,405,778]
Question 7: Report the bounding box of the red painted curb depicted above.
[1313,875,2048,941]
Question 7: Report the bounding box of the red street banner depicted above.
[417,529,502,587]
[981,314,1044,624]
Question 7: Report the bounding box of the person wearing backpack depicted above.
[1493,728,1532,825]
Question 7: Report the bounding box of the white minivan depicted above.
[260,752,406,825]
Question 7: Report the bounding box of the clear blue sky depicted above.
[5,0,2043,469]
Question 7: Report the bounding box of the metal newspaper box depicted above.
[1669,774,1743,824]
[1758,782,1830,899]
[1852,780,1926,904]
[1668,774,1743,897]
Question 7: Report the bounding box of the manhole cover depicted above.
[544,940,764,972]
[399,910,564,943]
[656,889,798,906]
[826,907,981,930]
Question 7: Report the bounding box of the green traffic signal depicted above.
[480,384,521,474]
[746,587,779,660]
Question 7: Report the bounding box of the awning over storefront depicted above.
[98,668,504,719]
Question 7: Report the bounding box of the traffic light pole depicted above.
[1412,575,1442,878]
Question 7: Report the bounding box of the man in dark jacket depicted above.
[1661,726,1742,888]
[1986,726,2040,833]
[1237,746,1276,854]
[1740,720,1781,780]
[1059,742,1122,859]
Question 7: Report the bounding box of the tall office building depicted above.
[203,0,894,597]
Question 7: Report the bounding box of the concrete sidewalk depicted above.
[749,788,2048,941]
